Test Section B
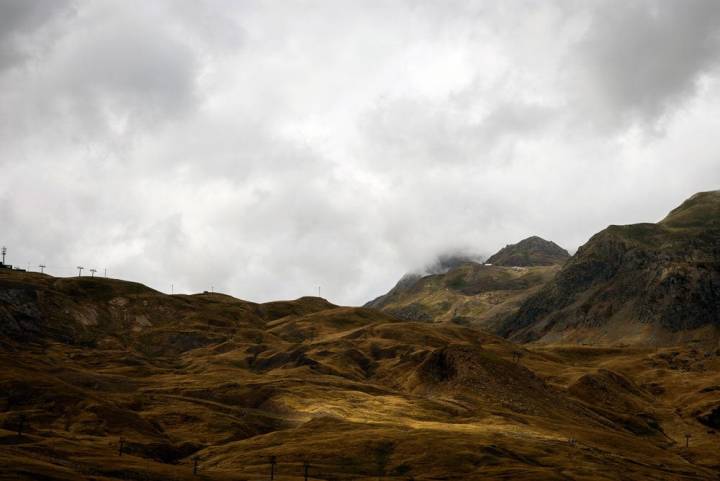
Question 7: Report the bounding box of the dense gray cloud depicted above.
[0,0,72,71]
[1,0,720,305]
[573,0,720,128]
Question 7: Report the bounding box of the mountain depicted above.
[501,191,720,346]
[2,268,720,479]
[486,236,570,267]
[365,237,567,329]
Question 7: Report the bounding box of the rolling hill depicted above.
[2,268,720,480]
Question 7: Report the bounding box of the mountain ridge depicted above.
[500,190,720,346]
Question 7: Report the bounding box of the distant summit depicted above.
[487,236,570,267]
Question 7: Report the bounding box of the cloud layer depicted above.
[2,0,720,304]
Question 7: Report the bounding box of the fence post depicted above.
[17,414,26,438]
[270,455,277,480]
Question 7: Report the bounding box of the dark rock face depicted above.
[487,236,570,267]
[419,347,459,382]
[0,287,43,340]
[697,406,720,429]
[500,191,720,344]
[123,441,202,464]
[385,304,434,322]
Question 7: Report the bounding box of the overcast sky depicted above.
[1,0,720,305]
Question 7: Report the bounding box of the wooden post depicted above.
[685,433,691,448]
[118,437,125,456]
[304,460,310,481]
[193,456,200,475]
[270,455,277,480]
[17,414,26,437]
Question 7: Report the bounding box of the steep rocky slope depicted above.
[365,237,567,330]
[501,191,720,346]
[3,269,719,479]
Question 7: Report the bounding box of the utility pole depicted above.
[77,266,84,277]
[318,286,321,297]
[104,268,107,277]
[1,246,6,264]
[211,285,214,294]
[90,269,97,277]
[171,283,174,295]
[39,264,46,274]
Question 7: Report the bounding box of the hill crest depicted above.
[487,236,570,267]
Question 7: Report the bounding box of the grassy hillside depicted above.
[1,269,720,479]
[365,237,569,331]
[366,262,560,331]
